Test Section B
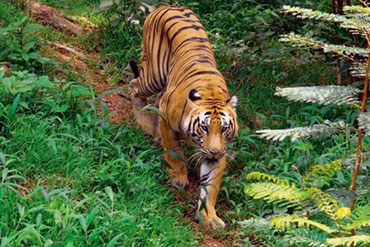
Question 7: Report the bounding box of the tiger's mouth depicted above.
[201,149,226,161]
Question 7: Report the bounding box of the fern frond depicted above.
[281,6,346,22]
[344,6,370,15]
[280,33,370,57]
[284,229,330,247]
[282,6,370,36]
[343,151,370,169]
[245,182,308,206]
[246,171,290,185]
[304,160,342,184]
[349,63,368,78]
[345,205,370,230]
[345,217,370,230]
[308,188,339,221]
[326,235,370,247]
[358,112,370,136]
[275,85,361,105]
[352,205,370,218]
[256,120,349,142]
[271,215,336,234]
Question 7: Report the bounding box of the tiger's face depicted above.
[183,89,239,161]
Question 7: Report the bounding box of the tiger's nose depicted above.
[203,148,226,159]
[210,149,221,155]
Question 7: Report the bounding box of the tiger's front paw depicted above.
[198,212,226,229]
[170,174,189,188]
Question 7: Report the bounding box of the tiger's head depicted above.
[183,88,239,162]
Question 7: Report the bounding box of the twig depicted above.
[46,41,86,60]
[118,92,132,101]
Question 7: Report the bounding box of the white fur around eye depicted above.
[221,113,230,126]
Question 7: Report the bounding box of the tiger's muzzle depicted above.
[201,148,226,161]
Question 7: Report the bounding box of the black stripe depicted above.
[172,37,209,55]
[150,8,168,60]
[170,25,205,44]
[157,32,164,85]
[192,117,199,133]
[181,71,221,83]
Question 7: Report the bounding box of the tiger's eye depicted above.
[201,125,208,132]
[221,126,228,133]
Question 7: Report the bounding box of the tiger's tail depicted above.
[129,59,140,78]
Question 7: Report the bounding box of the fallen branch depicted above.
[27,1,87,35]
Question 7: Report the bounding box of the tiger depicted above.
[129,5,239,228]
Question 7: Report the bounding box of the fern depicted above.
[271,215,336,234]
[257,120,348,142]
[245,182,309,206]
[275,86,360,105]
[304,160,343,185]
[308,188,339,222]
[349,63,368,77]
[282,6,370,36]
[280,33,370,57]
[326,235,370,247]
[345,205,370,230]
[358,112,370,136]
[344,5,370,15]
[246,171,290,185]
[281,6,347,23]
[346,217,370,231]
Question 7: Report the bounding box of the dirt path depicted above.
[31,1,132,124]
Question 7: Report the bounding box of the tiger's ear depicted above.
[189,89,201,101]
[226,95,237,109]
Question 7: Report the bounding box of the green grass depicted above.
[0,73,197,246]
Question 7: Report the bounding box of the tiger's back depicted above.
[136,6,229,129]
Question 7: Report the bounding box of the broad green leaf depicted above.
[28,206,46,213]
[36,75,53,88]
[0,152,6,165]
[65,236,74,247]
[24,41,36,52]
[105,186,114,202]
[140,104,165,120]
[107,233,124,247]
[8,94,20,118]
[86,207,99,227]
[23,23,43,33]
[98,89,122,99]
[165,150,184,161]
[1,237,14,247]
[79,216,87,234]
[21,53,29,62]
[99,99,109,113]
[44,239,53,247]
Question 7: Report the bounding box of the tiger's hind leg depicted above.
[159,117,189,187]
[129,61,161,142]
